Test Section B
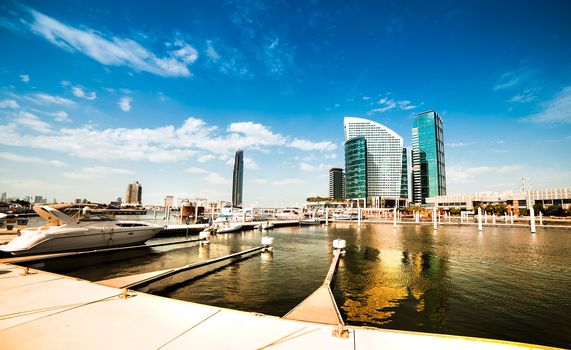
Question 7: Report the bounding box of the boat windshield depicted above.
[79,214,116,222]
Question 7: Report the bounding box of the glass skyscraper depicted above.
[232,149,243,207]
[344,117,404,199]
[412,110,446,204]
[344,136,367,198]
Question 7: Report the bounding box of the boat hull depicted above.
[0,226,163,256]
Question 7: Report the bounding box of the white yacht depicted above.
[0,205,164,255]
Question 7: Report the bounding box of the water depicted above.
[25,222,571,348]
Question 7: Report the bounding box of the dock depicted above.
[283,250,343,325]
[0,263,545,349]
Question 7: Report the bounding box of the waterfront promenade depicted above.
[0,263,554,349]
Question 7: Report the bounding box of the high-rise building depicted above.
[400,148,409,199]
[344,117,404,199]
[328,168,345,199]
[232,150,244,207]
[412,110,446,204]
[0,192,6,201]
[125,181,143,205]
[344,136,367,199]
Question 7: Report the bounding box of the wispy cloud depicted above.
[206,172,229,185]
[72,86,96,100]
[0,116,338,163]
[298,162,331,172]
[0,99,19,109]
[63,166,133,179]
[118,97,132,112]
[493,68,534,91]
[183,167,208,174]
[26,93,76,106]
[17,7,198,77]
[524,86,571,124]
[368,97,417,114]
[262,34,295,77]
[272,178,304,186]
[19,74,30,83]
[205,39,251,77]
[289,138,336,151]
[0,152,65,166]
[448,165,521,183]
[15,112,51,133]
[446,141,475,148]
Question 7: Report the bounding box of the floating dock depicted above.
[0,263,548,349]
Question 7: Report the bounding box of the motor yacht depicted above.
[0,205,164,255]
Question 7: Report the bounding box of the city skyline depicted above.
[1,1,571,206]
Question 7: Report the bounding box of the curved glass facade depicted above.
[344,117,404,198]
[344,136,367,198]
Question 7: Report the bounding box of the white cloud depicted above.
[183,167,208,174]
[446,141,475,148]
[272,178,304,186]
[118,97,132,112]
[206,40,220,61]
[0,99,19,109]
[0,116,346,165]
[524,86,571,124]
[493,68,534,91]
[362,96,371,100]
[63,166,133,179]
[72,86,96,100]
[206,172,229,185]
[15,112,51,133]
[244,157,258,170]
[254,179,268,184]
[299,162,331,172]
[19,74,30,83]
[448,165,521,183]
[27,93,76,106]
[289,138,336,151]
[509,88,538,103]
[50,111,70,123]
[197,154,216,163]
[0,152,65,166]
[397,100,417,110]
[27,8,198,77]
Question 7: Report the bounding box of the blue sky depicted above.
[1,0,570,206]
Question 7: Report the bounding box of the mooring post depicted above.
[433,207,437,230]
[504,213,508,224]
[492,213,496,225]
[325,207,329,225]
[478,207,483,232]
[358,208,361,227]
[539,211,543,226]
[530,207,536,233]
[194,204,198,224]
[393,207,397,229]
[484,211,488,224]
[510,212,514,225]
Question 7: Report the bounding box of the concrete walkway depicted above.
[0,263,551,349]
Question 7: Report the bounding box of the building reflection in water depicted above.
[335,224,450,331]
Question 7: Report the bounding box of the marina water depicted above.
[27,220,571,348]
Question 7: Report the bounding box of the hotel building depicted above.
[328,168,346,199]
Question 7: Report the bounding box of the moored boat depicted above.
[0,205,164,255]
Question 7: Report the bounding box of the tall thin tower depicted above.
[232,150,244,207]
[412,110,446,204]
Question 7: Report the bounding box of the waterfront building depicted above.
[344,136,367,199]
[125,181,142,206]
[344,117,405,204]
[164,195,174,208]
[232,149,244,208]
[328,168,345,199]
[400,148,409,200]
[426,187,571,212]
[1,192,5,201]
[412,110,446,204]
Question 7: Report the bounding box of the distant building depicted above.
[34,195,43,204]
[164,195,174,208]
[125,181,143,206]
[232,150,244,207]
[1,192,6,201]
[400,148,409,200]
[344,117,406,204]
[412,110,446,204]
[328,168,345,199]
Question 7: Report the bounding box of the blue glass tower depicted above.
[344,136,367,199]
